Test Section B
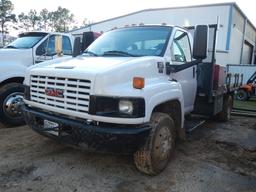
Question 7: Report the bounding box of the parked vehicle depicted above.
[0,31,98,126]
[22,24,239,175]
[236,71,256,101]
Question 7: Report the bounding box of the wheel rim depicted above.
[236,92,245,100]
[3,92,24,119]
[153,126,172,162]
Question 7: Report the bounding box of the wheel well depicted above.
[0,77,24,87]
[152,100,185,140]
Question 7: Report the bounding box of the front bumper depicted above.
[22,105,151,153]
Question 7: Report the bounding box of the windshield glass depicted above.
[5,35,46,49]
[85,26,172,57]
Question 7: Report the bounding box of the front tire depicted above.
[0,83,25,126]
[134,112,176,175]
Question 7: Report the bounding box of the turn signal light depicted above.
[133,77,144,89]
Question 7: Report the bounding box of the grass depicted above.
[234,96,256,111]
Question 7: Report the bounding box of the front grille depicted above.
[30,75,91,114]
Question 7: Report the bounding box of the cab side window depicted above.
[36,35,56,56]
[62,36,72,55]
[171,31,192,64]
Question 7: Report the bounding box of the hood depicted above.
[27,55,162,85]
[0,48,33,65]
[33,56,137,74]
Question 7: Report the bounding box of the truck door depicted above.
[34,35,72,64]
[170,30,196,113]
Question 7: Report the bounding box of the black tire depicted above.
[236,89,248,101]
[218,95,233,122]
[134,112,176,175]
[0,83,25,126]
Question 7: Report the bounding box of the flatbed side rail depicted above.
[226,73,243,92]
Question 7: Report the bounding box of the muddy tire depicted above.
[0,83,25,126]
[236,89,248,101]
[218,95,233,122]
[134,112,176,175]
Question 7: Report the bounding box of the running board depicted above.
[184,119,205,133]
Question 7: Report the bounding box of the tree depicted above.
[18,12,30,31]
[27,9,41,30]
[39,8,49,31]
[0,0,16,45]
[51,7,74,32]
[82,18,94,26]
[18,9,41,31]
[17,7,76,33]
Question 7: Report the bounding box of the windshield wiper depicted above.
[83,50,98,56]
[5,45,18,49]
[102,50,136,57]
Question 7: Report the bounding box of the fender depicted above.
[145,81,185,127]
[0,66,27,84]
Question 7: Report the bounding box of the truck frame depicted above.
[22,24,238,175]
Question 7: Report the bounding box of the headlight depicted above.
[89,96,145,118]
[119,100,133,115]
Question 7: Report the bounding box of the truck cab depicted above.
[23,25,234,175]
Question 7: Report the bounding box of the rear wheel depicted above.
[236,89,248,101]
[0,83,25,126]
[218,95,233,122]
[134,112,176,175]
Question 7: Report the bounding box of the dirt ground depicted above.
[0,116,256,192]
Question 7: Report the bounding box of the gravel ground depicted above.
[0,116,256,192]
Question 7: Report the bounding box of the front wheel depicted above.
[0,83,25,126]
[134,112,176,175]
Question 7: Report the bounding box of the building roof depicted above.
[70,2,256,33]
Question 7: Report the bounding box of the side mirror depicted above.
[193,25,208,60]
[73,37,81,57]
[55,35,62,56]
[81,32,95,52]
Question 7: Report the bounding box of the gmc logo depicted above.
[45,88,64,98]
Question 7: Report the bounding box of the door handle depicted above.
[193,67,195,78]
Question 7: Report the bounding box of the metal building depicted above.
[70,2,256,66]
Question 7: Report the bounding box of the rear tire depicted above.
[218,95,233,122]
[0,83,25,126]
[133,112,176,175]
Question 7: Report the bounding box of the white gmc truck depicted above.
[0,31,99,126]
[0,32,74,125]
[22,25,238,175]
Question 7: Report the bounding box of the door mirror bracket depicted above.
[166,59,202,74]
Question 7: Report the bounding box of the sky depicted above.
[10,0,256,36]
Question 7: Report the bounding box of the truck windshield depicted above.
[5,35,46,49]
[85,26,172,57]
